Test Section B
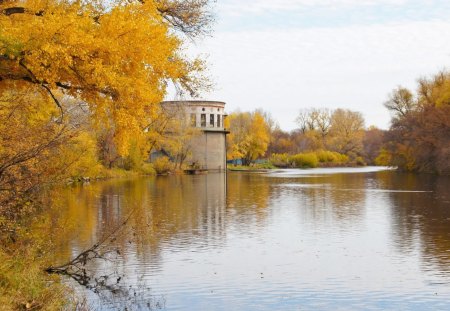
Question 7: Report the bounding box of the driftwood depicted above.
[45,209,136,289]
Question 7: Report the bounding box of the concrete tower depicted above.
[161,100,229,172]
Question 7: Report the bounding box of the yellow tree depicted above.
[158,103,201,169]
[0,0,213,307]
[327,108,365,159]
[226,111,270,165]
[0,0,211,199]
[0,0,210,154]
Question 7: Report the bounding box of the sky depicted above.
[170,0,450,131]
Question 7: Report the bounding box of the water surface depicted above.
[50,168,450,310]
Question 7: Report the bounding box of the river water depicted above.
[50,167,450,310]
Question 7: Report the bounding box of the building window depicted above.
[202,108,205,111]
[210,114,215,127]
[190,113,196,127]
[201,114,206,127]
[217,114,221,128]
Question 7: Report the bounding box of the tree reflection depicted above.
[46,174,227,308]
[376,172,450,278]
[50,174,228,267]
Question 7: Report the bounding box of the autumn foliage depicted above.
[0,0,212,307]
[382,71,450,174]
[225,110,270,166]
[0,0,210,216]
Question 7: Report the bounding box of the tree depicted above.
[363,126,385,165]
[294,108,331,150]
[0,0,210,155]
[384,86,416,119]
[383,71,450,174]
[295,108,315,133]
[267,129,293,155]
[0,0,213,306]
[314,108,332,140]
[157,103,201,169]
[0,0,212,194]
[417,71,450,107]
[328,108,365,159]
[226,111,270,166]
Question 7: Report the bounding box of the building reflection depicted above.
[51,173,228,271]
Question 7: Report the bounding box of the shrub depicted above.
[289,153,319,168]
[375,148,392,166]
[140,163,156,175]
[123,140,144,171]
[316,150,349,163]
[355,156,367,166]
[269,153,290,168]
[334,153,350,163]
[257,161,276,169]
[152,156,172,175]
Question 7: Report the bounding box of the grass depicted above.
[227,162,276,171]
[0,250,68,310]
[0,198,89,310]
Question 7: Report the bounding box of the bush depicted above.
[316,150,349,163]
[289,153,319,168]
[257,161,276,169]
[152,156,172,175]
[123,140,144,171]
[270,150,350,168]
[355,156,366,166]
[269,153,290,168]
[375,148,392,166]
[140,163,156,175]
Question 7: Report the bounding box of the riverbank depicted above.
[227,162,368,172]
[0,165,158,310]
[0,196,81,310]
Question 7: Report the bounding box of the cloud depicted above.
[219,0,409,15]
[188,20,450,130]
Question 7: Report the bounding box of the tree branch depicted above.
[18,60,65,122]
[1,6,43,16]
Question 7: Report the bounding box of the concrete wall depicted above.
[190,130,227,172]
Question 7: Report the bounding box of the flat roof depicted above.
[162,100,226,107]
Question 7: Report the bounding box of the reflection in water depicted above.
[48,169,450,310]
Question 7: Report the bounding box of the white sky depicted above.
[167,0,450,131]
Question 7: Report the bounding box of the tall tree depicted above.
[328,108,365,158]
[384,86,416,119]
[383,71,450,174]
[363,126,385,165]
[0,0,213,239]
[226,111,270,165]
[0,0,211,155]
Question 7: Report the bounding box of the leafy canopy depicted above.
[0,0,208,155]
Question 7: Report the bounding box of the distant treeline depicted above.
[226,107,380,168]
[226,70,450,175]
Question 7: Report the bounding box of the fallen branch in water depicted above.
[45,208,136,283]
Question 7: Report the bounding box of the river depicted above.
[49,167,450,310]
